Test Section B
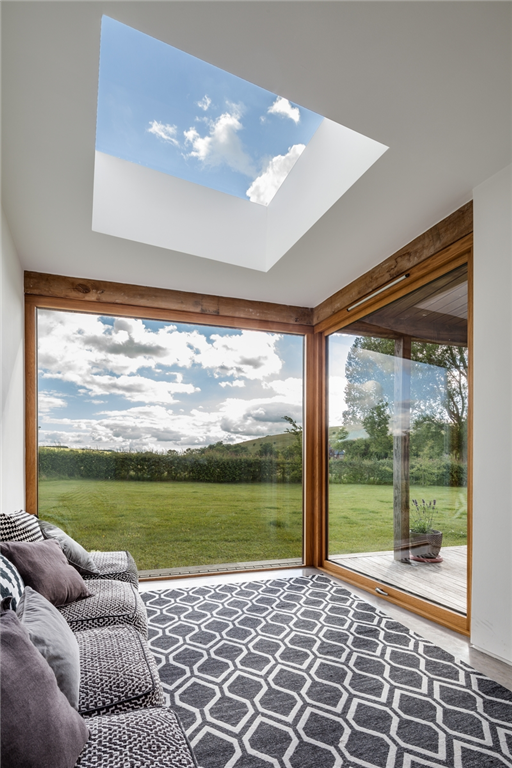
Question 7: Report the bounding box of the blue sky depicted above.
[38,310,303,452]
[96,16,324,205]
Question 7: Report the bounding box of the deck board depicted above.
[329,545,467,615]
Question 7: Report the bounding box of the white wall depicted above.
[0,209,25,514]
[472,164,512,663]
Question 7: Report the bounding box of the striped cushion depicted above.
[0,554,24,610]
[0,510,44,543]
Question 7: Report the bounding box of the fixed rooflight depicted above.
[93,17,388,271]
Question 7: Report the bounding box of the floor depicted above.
[330,545,467,615]
[139,566,512,694]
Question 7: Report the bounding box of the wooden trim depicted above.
[24,295,312,336]
[303,333,325,566]
[319,561,469,635]
[24,301,38,516]
[313,201,473,326]
[315,235,472,335]
[25,272,313,329]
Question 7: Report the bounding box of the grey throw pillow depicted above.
[39,520,100,575]
[0,540,92,607]
[0,606,89,768]
[17,586,81,708]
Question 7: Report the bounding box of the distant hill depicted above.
[233,424,365,454]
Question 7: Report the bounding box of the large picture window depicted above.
[37,309,304,576]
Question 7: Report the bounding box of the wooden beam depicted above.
[313,202,473,327]
[393,336,411,562]
[25,272,314,329]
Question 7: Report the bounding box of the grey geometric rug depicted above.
[142,574,512,768]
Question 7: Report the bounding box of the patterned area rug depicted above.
[142,574,512,768]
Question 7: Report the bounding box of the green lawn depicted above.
[38,479,467,570]
[329,484,467,555]
[38,480,303,570]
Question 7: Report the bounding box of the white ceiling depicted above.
[2,2,511,309]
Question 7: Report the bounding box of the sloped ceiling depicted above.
[2,1,511,308]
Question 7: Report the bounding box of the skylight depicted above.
[93,17,388,271]
[96,16,324,206]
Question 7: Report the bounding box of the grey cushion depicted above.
[0,607,89,768]
[75,707,197,768]
[39,520,100,575]
[0,553,24,611]
[76,624,164,717]
[0,509,43,543]
[86,550,139,586]
[0,540,92,607]
[57,578,148,638]
[17,586,81,709]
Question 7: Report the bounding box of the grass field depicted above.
[329,484,467,554]
[38,479,303,570]
[38,479,467,570]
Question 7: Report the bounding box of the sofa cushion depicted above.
[38,521,100,576]
[85,550,139,586]
[0,509,43,543]
[76,624,164,717]
[57,578,148,638]
[0,607,89,768]
[74,707,196,768]
[17,586,81,709]
[0,540,92,607]
[0,553,24,611]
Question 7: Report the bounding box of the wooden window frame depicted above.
[315,234,473,636]
[25,293,314,577]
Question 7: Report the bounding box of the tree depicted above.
[342,337,468,459]
[362,401,393,458]
[282,416,302,460]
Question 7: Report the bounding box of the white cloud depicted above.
[262,377,302,404]
[38,313,283,409]
[196,330,282,380]
[39,393,67,414]
[246,144,305,206]
[39,389,303,452]
[147,121,180,147]
[197,95,212,111]
[184,106,255,177]
[37,312,302,452]
[219,380,245,388]
[268,96,300,124]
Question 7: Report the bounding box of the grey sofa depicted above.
[0,510,197,768]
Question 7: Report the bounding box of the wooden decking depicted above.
[330,545,467,615]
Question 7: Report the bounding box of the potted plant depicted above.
[409,499,443,562]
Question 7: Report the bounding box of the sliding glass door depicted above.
[37,308,304,576]
[327,265,468,615]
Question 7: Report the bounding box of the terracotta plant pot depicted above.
[409,530,443,559]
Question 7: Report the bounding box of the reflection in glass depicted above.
[328,265,468,614]
[37,309,304,575]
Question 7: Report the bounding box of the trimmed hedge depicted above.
[329,456,466,487]
[38,448,302,484]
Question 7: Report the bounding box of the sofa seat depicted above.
[77,625,164,717]
[85,550,139,587]
[74,707,197,768]
[58,579,147,638]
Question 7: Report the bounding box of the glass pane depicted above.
[327,265,468,614]
[37,309,304,575]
